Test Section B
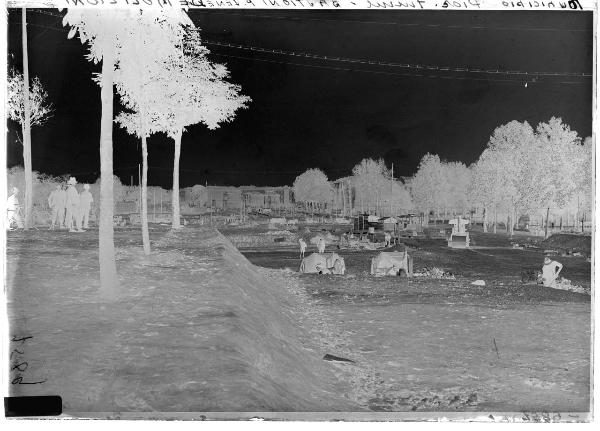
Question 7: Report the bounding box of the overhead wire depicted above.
[190,9,591,33]
[10,13,592,85]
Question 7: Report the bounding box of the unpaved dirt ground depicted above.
[5,225,591,415]
[5,226,360,414]
[240,230,592,412]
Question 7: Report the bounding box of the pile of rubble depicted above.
[412,267,456,280]
[551,278,590,295]
[226,230,299,247]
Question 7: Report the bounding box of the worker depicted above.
[48,184,66,229]
[299,238,307,259]
[79,184,94,229]
[57,184,67,228]
[317,237,326,254]
[6,187,23,230]
[541,257,563,287]
[65,177,82,232]
[384,232,392,247]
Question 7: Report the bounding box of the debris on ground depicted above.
[542,233,591,256]
[226,230,299,247]
[413,267,456,280]
[521,269,540,284]
[471,280,486,286]
[323,354,356,363]
[550,278,591,295]
[368,389,480,412]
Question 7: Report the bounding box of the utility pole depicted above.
[138,163,141,212]
[390,163,394,217]
[22,8,33,229]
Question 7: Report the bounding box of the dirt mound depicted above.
[6,227,357,414]
[223,229,299,247]
[542,233,591,255]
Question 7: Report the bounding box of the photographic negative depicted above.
[2,1,594,422]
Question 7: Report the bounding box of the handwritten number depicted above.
[12,376,47,385]
[11,335,33,344]
[10,349,24,359]
[11,361,29,372]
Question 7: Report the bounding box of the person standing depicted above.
[48,184,66,229]
[78,184,94,229]
[65,177,82,232]
[299,238,307,259]
[318,237,326,254]
[6,187,23,230]
[57,184,67,228]
[541,257,563,287]
[384,232,392,247]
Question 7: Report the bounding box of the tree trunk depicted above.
[483,207,488,233]
[341,183,346,216]
[22,8,33,229]
[172,128,183,229]
[347,181,353,216]
[544,206,550,239]
[493,206,497,234]
[98,41,118,297]
[141,134,150,255]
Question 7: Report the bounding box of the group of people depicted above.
[5,177,94,232]
[48,177,94,232]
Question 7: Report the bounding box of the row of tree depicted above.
[293,158,413,216]
[8,8,250,297]
[469,118,591,237]
[292,117,592,238]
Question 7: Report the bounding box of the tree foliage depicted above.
[293,168,332,205]
[469,118,589,234]
[62,7,192,67]
[7,68,53,128]
[350,158,412,214]
[157,30,251,137]
[408,154,471,217]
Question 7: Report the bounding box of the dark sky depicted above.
[6,9,593,187]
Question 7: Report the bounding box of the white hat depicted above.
[68,177,77,185]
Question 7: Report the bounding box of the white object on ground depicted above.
[370,251,412,277]
[471,280,486,286]
[299,252,345,275]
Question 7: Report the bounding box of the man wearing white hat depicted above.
[65,177,82,232]
[78,184,93,229]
